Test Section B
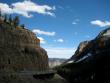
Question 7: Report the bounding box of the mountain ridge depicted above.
[55,27,110,83]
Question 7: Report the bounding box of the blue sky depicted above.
[0,0,110,58]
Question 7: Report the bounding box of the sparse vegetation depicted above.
[13,16,19,27]
[0,9,2,17]
[9,15,12,24]
[0,10,25,29]
[4,14,7,22]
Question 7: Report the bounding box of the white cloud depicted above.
[32,29,55,36]
[37,37,46,44]
[72,19,79,25]
[57,39,64,43]
[72,22,77,25]
[45,47,76,59]
[91,20,110,27]
[54,38,64,43]
[0,3,13,14]
[0,1,55,18]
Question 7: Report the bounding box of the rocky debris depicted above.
[55,27,110,83]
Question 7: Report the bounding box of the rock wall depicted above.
[0,22,48,72]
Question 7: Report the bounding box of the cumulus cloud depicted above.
[0,1,55,18]
[91,20,110,27]
[0,3,13,14]
[32,29,55,36]
[37,37,46,44]
[45,47,76,58]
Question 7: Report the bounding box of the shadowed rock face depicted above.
[0,22,48,72]
[55,28,110,83]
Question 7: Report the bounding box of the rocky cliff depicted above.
[0,21,48,72]
[0,19,68,83]
[55,27,110,83]
[69,41,89,62]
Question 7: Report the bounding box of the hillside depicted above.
[55,27,110,83]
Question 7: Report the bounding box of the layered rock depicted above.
[0,22,48,72]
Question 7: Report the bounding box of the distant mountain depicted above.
[49,58,66,68]
[55,27,110,83]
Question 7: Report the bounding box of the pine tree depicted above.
[0,9,2,17]
[13,16,20,27]
[9,15,12,24]
[4,14,7,22]
[21,24,25,29]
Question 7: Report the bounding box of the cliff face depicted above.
[0,21,48,72]
[0,20,68,83]
[70,41,89,61]
[55,28,110,83]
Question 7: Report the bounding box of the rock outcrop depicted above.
[0,18,68,83]
[69,41,89,61]
[0,21,48,72]
[55,28,110,83]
